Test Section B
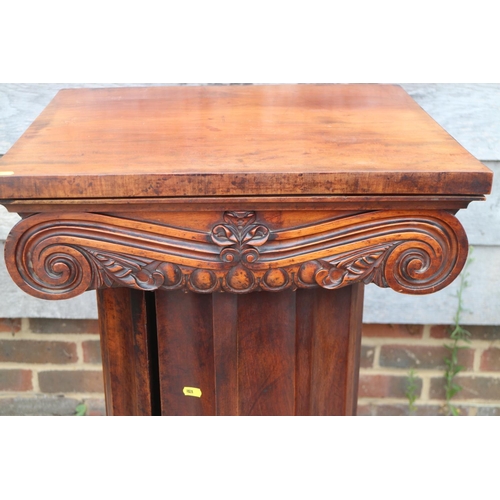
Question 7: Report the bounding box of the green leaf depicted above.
[75,403,87,416]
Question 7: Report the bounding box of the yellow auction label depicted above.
[183,387,202,398]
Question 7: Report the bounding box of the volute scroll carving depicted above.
[4,210,468,300]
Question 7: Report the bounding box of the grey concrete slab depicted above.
[401,84,500,161]
[0,395,83,416]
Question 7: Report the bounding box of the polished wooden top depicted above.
[0,85,492,200]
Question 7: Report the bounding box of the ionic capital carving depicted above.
[4,210,468,299]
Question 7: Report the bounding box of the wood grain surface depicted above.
[0,85,492,199]
[153,286,363,416]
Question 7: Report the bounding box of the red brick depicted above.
[39,370,104,393]
[430,376,500,401]
[431,325,500,340]
[380,344,474,370]
[362,324,423,338]
[0,340,77,364]
[82,341,102,364]
[0,370,32,391]
[480,348,500,371]
[357,374,421,399]
[29,319,99,334]
[360,345,374,368]
[467,326,500,340]
[430,325,451,339]
[0,319,22,333]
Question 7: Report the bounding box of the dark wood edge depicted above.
[344,284,365,416]
[0,194,485,213]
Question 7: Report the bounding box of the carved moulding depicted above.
[4,210,468,300]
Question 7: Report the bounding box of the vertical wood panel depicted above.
[310,286,363,416]
[156,290,215,416]
[295,289,314,416]
[295,285,364,416]
[237,291,296,416]
[212,293,238,416]
[97,288,155,416]
[309,287,351,415]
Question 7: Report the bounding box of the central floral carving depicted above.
[211,211,270,266]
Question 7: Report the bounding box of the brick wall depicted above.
[0,318,105,416]
[358,324,500,416]
[1,318,499,416]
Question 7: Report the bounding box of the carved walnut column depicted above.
[0,85,492,415]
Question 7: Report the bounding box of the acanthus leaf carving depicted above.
[87,250,185,291]
[312,245,393,289]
